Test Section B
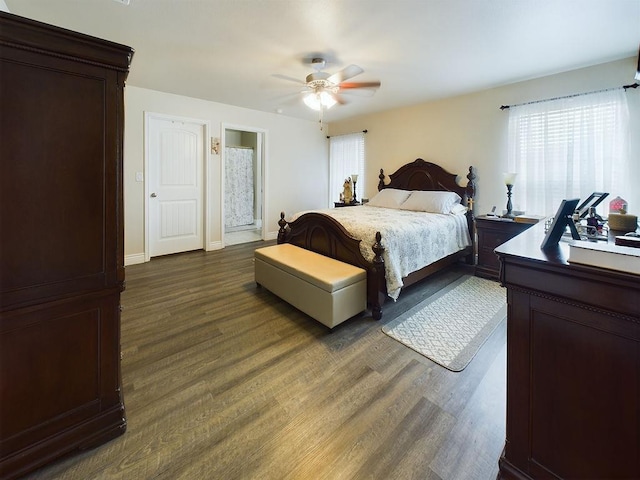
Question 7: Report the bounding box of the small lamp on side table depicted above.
[502,172,517,219]
[351,174,359,204]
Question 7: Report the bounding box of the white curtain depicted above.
[225,147,254,228]
[507,88,630,216]
[329,132,365,205]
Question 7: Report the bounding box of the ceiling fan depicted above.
[274,57,381,125]
[299,57,381,111]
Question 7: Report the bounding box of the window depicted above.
[329,132,365,205]
[507,89,630,216]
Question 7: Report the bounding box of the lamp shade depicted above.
[351,174,358,182]
[503,172,517,185]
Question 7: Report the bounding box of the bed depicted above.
[277,158,476,320]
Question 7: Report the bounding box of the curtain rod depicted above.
[499,82,639,110]
[326,129,367,139]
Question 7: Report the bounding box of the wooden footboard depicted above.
[277,212,386,320]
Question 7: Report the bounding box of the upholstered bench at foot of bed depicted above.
[254,244,367,329]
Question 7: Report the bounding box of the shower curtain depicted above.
[225,146,254,228]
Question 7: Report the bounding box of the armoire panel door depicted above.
[0,49,119,310]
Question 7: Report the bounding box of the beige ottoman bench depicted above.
[254,244,367,329]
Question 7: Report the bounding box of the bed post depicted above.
[277,212,288,244]
[465,166,476,265]
[370,232,386,320]
[377,168,386,191]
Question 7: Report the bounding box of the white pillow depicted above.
[450,203,468,215]
[398,190,462,214]
[367,188,412,209]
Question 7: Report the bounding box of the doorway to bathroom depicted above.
[223,125,265,246]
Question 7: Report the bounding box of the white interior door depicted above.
[148,117,204,257]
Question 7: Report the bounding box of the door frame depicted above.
[221,123,268,247]
[144,112,211,261]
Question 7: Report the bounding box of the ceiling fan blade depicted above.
[329,91,347,105]
[271,73,306,85]
[270,90,306,105]
[339,81,381,89]
[340,88,377,97]
[327,64,363,84]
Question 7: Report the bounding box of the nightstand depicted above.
[334,201,361,207]
[475,216,535,280]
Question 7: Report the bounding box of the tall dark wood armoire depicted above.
[0,12,133,479]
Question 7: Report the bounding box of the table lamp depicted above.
[502,172,517,219]
[351,174,358,204]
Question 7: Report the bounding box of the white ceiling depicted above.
[4,0,640,123]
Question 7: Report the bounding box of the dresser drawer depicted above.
[475,218,535,280]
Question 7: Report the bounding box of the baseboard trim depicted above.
[208,241,223,251]
[126,240,235,264]
[125,253,146,266]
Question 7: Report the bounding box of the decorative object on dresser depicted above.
[382,275,506,371]
[475,216,535,280]
[0,12,133,479]
[495,224,639,480]
[608,212,638,231]
[278,159,476,320]
[608,195,628,214]
[575,191,608,218]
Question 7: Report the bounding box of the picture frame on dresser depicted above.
[576,191,608,218]
[540,198,580,250]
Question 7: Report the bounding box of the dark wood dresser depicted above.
[0,12,133,479]
[495,225,639,479]
[475,216,535,280]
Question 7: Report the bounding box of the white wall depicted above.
[328,58,640,218]
[124,86,328,264]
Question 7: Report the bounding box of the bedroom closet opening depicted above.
[223,127,264,246]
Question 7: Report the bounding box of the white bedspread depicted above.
[291,205,471,300]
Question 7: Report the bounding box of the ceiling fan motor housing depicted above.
[306,71,333,86]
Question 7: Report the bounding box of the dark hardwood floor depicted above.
[22,241,506,480]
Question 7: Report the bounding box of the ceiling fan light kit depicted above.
[303,90,337,111]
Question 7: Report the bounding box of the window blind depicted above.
[507,89,630,216]
[328,132,365,206]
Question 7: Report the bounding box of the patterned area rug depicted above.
[382,275,506,372]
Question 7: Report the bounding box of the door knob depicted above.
[150,192,157,198]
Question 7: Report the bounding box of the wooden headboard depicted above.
[377,158,475,205]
